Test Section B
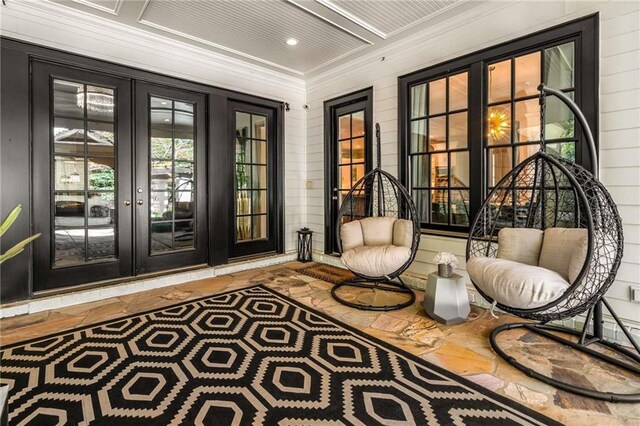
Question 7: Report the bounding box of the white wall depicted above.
[0,0,307,253]
[305,0,640,328]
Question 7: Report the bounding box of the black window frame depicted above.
[398,14,598,236]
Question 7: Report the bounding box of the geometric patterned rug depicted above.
[0,285,559,425]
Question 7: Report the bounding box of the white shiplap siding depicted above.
[306,0,640,327]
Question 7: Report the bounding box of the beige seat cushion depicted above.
[393,219,413,248]
[467,256,570,309]
[342,245,411,277]
[539,228,588,281]
[497,228,543,266]
[340,220,365,252]
[359,217,396,246]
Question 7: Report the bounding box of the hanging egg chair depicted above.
[466,85,638,402]
[332,124,421,311]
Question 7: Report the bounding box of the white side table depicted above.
[423,272,470,324]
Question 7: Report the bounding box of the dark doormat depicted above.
[296,262,355,284]
[0,285,559,425]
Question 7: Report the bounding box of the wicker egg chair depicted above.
[332,124,420,311]
[466,85,638,402]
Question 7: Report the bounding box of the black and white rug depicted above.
[0,286,559,425]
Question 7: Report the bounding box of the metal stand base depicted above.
[491,300,640,403]
[331,276,415,311]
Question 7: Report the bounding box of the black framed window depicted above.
[399,15,597,235]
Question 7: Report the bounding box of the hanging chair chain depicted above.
[375,122,381,169]
[539,88,546,153]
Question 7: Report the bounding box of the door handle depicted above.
[123,200,131,206]
[136,199,144,205]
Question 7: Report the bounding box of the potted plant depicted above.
[1,205,40,264]
[433,252,458,278]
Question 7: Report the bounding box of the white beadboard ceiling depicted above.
[50,0,470,76]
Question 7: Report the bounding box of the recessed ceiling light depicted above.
[286,38,298,46]
[164,118,170,122]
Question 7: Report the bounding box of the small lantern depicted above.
[297,227,313,262]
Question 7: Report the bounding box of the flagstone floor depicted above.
[1,262,639,425]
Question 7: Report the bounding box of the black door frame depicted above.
[134,82,209,274]
[323,87,373,254]
[227,101,281,259]
[0,37,286,302]
[31,61,133,292]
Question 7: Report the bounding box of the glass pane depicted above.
[545,91,575,139]
[488,147,513,187]
[151,191,172,222]
[54,80,84,119]
[411,84,426,118]
[429,78,446,115]
[252,190,267,214]
[430,153,448,187]
[175,134,194,161]
[413,190,429,223]
[253,215,267,240]
[174,101,193,112]
[86,122,114,156]
[151,126,172,140]
[515,52,541,98]
[54,192,85,227]
[428,116,446,151]
[88,158,115,190]
[450,151,469,187]
[236,138,249,164]
[487,105,511,146]
[237,216,251,242]
[236,112,251,138]
[55,228,85,266]
[54,156,85,191]
[451,190,470,226]
[88,192,114,226]
[151,222,173,253]
[545,42,574,90]
[410,119,427,153]
[174,221,195,249]
[352,111,365,137]
[174,110,194,134]
[547,142,576,162]
[338,114,351,140]
[253,115,267,140]
[339,140,351,165]
[152,138,173,159]
[236,164,250,189]
[237,190,251,215]
[339,165,351,190]
[516,144,539,165]
[252,165,267,189]
[150,109,172,131]
[488,59,511,103]
[175,191,194,219]
[175,161,194,191]
[448,112,468,150]
[449,72,468,111]
[431,190,448,224]
[252,140,267,164]
[514,99,540,143]
[54,118,85,155]
[352,164,365,185]
[151,161,173,191]
[352,138,364,163]
[411,155,428,188]
[150,97,172,109]
[86,86,114,122]
[87,227,115,260]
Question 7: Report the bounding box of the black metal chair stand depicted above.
[331,276,416,312]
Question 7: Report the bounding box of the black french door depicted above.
[228,101,278,258]
[135,83,208,273]
[32,62,133,291]
[324,89,373,254]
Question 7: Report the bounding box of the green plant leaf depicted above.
[0,233,40,264]
[0,205,22,237]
